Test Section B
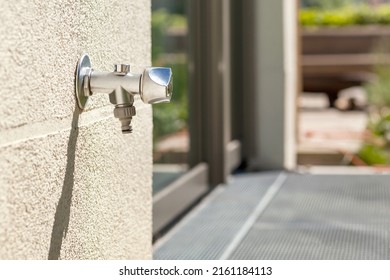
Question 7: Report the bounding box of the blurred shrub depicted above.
[152,63,188,143]
[359,58,390,165]
[152,9,188,143]
[358,143,390,165]
[365,67,390,110]
[152,9,186,62]
[368,112,390,148]
[300,4,390,26]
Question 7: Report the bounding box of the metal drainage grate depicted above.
[154,173,390,260]
[229,174,390,259]
[154,172,280,259]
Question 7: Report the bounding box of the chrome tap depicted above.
[75,54,172,133]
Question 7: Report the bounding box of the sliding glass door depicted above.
[152,0,241,238]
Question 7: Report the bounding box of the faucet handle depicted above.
[140,67,173,104]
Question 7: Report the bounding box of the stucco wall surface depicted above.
[0,0,152,259]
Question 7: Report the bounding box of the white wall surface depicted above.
[252,0,297,170]
[0,0,153,259]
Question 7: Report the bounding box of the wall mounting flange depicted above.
[75,53,92,110]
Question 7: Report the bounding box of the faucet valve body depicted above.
[75,54,172,133]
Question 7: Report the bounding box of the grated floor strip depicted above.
[154,172,280,259]
[154,173,390,260]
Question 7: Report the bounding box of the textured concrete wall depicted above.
[0,0,152,259]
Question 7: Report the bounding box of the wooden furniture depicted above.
[301,26,390,107]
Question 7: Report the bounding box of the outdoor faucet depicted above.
[75,54,172,133]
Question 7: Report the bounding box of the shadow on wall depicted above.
[48,105,80,260]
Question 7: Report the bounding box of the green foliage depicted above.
[365,67,390,110]
[152,9,188,143]
[300,4,390,26]
[152,63,188,143]
[152,9,170,62]
[370,113,390,138]
[360,63,390,165]
[152,9,187,62]
[358,112,390,165]
[358,144,390,165]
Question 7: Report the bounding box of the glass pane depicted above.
[152,0,189,195]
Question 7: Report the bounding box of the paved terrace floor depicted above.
[154,171,390,259]
[298,90,367,157]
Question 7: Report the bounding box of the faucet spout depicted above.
[113,104,136,134]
